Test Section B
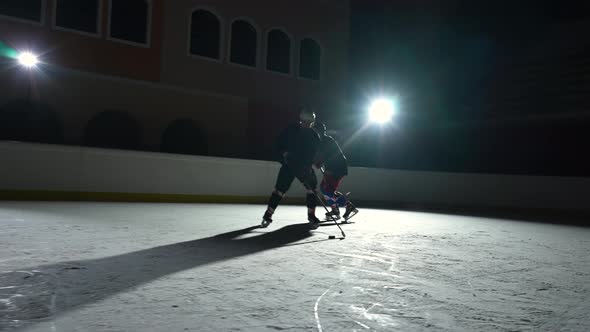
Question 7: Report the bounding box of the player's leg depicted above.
[321,173,343,219]
[261,165,295,227]
[297,168,321,227]
[320,176,335,205]
[326,173,358,221]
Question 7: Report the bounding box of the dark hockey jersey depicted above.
[318,135,348,177]
[276,124,321,169]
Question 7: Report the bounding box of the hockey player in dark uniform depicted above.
[261,109,323,229]
[314,122,358,221]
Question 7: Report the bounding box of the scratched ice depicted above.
[1,202,589,331]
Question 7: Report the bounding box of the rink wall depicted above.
[1,141,590,212]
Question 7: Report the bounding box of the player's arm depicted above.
[275,125,294,162]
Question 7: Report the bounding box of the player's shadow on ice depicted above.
[4,223,318,330]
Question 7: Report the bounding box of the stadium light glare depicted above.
[368,98,395,124]
[17,52,38,68]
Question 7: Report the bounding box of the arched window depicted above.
[299,38,321,80]
[0,99,64,144]
[266,29,291,74]
[230,19,257,67]
[84,110,142,150]
[109,0,150,45]
[55,0,100,35]
[189,9,221,59]
[0,0,44,23]
[161,118,208,156]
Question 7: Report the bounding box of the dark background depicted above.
[2,1,590,177]
[342,0,590,176]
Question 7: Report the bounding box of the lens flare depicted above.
[18,52,38,68]
[368,98,395,124]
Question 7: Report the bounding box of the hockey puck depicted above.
[328,235,336,239]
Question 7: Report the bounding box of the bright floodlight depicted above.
[368,98,395,124]
[18,52,38,68]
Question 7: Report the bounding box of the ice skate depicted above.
[261,211,273,228]
[342,202,358,221]
[308,214,321,229]
[325,206,341,221]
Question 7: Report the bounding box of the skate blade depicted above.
[318,220,354,226]
[344,210,359,221]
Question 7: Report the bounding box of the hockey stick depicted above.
[300,176,346,239]
[280,159,346,238]
[310,186,346,238]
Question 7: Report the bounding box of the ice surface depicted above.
[1,202,589,331]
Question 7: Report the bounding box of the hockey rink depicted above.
[1,202,589,331]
